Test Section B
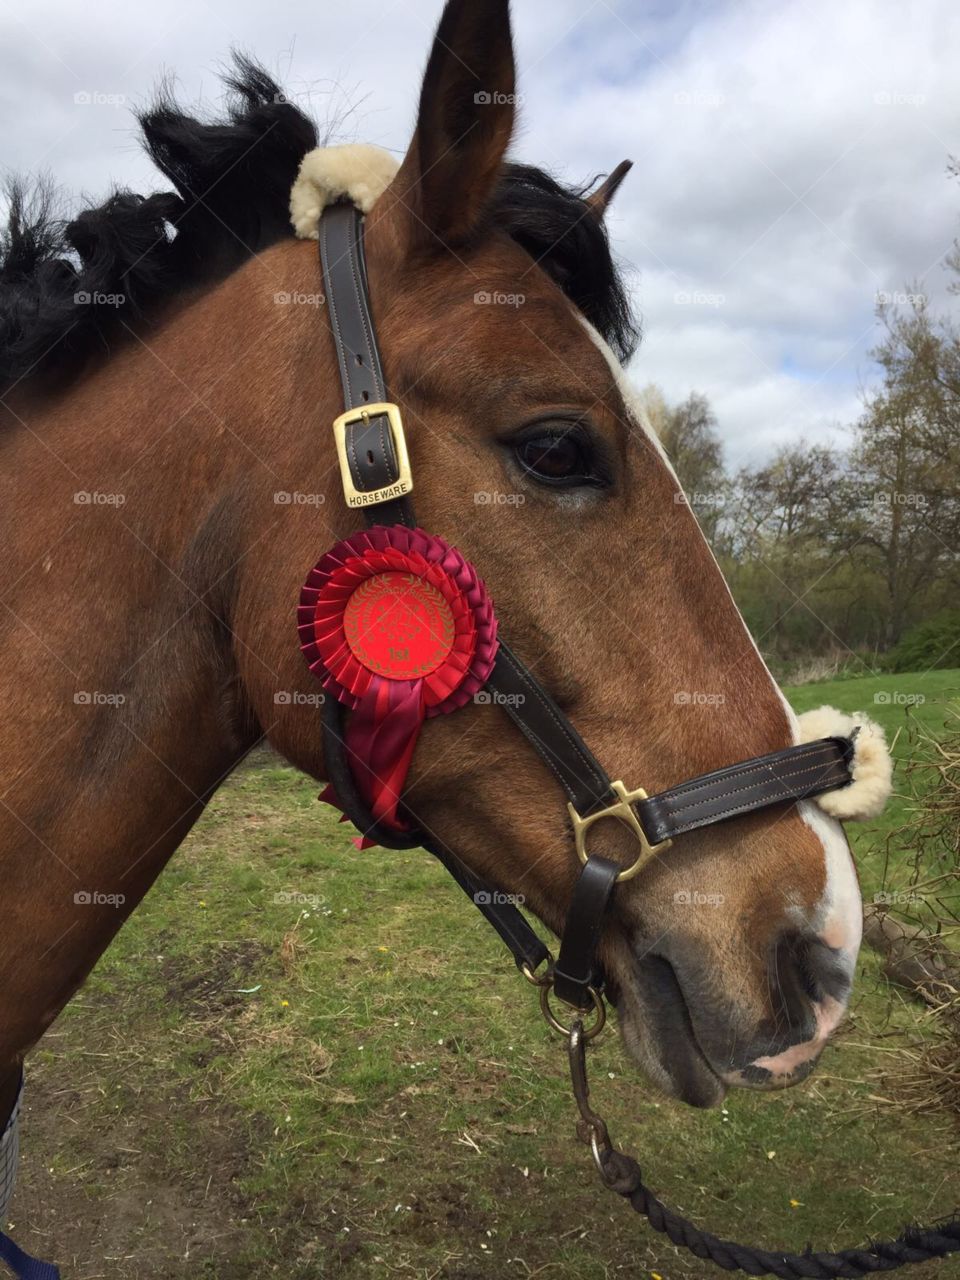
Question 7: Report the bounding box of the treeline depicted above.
[643,260,960,676]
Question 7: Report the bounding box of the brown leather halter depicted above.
[315,200,856,1024]
[310,205,960,1279]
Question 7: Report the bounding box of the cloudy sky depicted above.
[2,0,958,469]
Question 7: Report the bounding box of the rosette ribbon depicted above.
[298,526,498,846]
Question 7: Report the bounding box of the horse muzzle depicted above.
[616,923,857,1107]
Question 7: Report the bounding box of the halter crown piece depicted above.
[288,155,960,1280]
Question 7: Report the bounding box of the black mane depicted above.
[0,58,638,398]
[490,164,638,362]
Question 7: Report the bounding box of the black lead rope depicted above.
[605,1164,960,1279]
[314,202,960,1277]
[562,1018,960,1279]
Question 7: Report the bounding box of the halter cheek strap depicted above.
[313,200,857,1014]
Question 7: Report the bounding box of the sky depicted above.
[1,0,958,470]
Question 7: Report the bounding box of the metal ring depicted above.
[607,848,659,884]
[539,982,606,1040]
[589,1126,613,1179]
[521,956,554,988]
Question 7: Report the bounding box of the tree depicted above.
[637,383,670,440]
[722,446,851,658]
[657,392,727,542]
[728,445,840,557]
[831,296,960,648]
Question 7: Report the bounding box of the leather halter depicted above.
[315,201,855,1018]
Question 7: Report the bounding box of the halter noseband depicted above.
[308,200,856,1025]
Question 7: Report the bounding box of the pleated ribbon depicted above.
[298,527,498,845]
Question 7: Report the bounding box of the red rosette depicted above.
[298,526,498,843]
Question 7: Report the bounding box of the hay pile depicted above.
[867,703,960,1125]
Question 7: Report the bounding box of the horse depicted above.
[0,0,885,1269]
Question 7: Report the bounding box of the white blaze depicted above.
[578,315,863,965]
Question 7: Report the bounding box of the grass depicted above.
[9,673,960,1279]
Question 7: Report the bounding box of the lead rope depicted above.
[557,1013,960,1278]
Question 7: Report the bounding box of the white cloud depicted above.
[2,0,959,465]
[516,0,960,459]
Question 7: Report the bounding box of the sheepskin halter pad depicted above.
[797,705,893,821]
[290,144,400,239]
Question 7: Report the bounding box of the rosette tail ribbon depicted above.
[299,526,498,847]
[339,678,424,833]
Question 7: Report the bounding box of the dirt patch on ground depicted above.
[9,1018,644,1280]
[160,941,274,1018]
[12,1067,260,1279]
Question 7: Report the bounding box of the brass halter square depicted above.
[333,402,414,509]
[567,780,672,882]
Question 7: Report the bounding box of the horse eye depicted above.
[513,430,597,486]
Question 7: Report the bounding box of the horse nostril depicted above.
[772,932,851,1030]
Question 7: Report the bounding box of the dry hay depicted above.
[868,702,960,1125]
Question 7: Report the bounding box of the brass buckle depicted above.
[332,402,413,509]
[567,780,672,883]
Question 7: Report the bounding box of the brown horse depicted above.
[0,0,861,1230]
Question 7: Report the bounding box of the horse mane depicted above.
[491,164,638,362]
[0,57,638,399]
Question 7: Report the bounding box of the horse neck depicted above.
[0,241,336,1074]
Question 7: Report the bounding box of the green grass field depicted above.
[10,672,960,1279]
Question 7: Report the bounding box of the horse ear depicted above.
[383,0,516,248]
[585,160,633,218]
